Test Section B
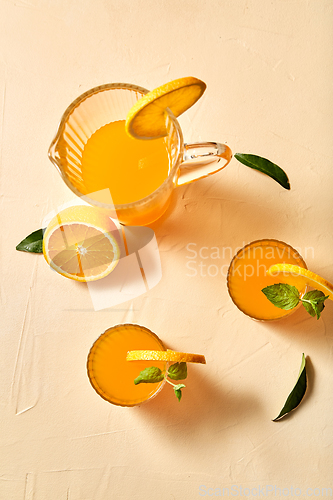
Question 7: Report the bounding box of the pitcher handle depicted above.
[176,142,232,186]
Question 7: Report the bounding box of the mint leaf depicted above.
[168,362,187,381]
[302,300,317,318]
[273,353,307,421]
[301,290,329,320]
[262,283,300,310]
[234,153,290,190]
[173,384,186,402]
[134,366,164,385]
[16,228,44,253]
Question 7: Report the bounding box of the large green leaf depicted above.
[273,353,307,421]
[234,153,290,190]
[16,229,44,253]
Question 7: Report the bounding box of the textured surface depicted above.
[1,1,333,498]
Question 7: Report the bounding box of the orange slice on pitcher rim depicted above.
[267,264,333,300]
[126,349,206,364]
[125,76,206,139]
[43,205,120,282]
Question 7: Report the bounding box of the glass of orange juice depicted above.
[227,239,307,321]
[48,83,232,226]
[87,324,166,406]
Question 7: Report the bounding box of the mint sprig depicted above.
[133,362,187,402]
[262,283,329,319]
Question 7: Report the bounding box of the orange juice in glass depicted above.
[227,239,307,321]
[87,324,166,406]
[48,83,232,226]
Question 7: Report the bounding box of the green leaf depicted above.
[173,384,186,402]
[262,283,300,310]
[234,153,290,190]
[16,229,44,253]
[273,353,307,421]
[301,290,329,320]
[168,362,187,381]
[134,366,165,385]
[302,300,317,318]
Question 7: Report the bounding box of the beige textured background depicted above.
[1,1,333,498]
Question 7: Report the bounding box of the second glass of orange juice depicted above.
[87,324,166,406]
[227,239,307,321]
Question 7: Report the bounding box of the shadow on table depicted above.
[150,177,281,243]
[135,356,262,441]
[261,303,333,360]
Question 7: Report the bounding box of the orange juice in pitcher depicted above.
[81,120,170,205]
[48,82,232,225]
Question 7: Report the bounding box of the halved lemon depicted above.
[267,264,333,300]
[126,348,206,364]
[43,205,120,282]
[125,76,206,139]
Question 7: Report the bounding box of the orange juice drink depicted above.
[48,82,232,226]
[87,324,166,406]
[81,120,170,205]
[227,239,307,321]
